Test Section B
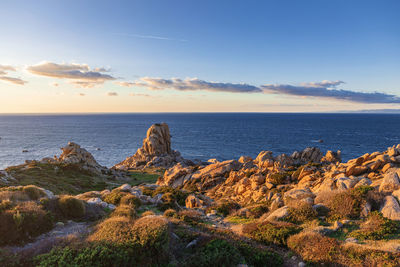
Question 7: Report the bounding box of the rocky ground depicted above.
[1,123,400,266]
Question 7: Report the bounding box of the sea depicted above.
[0,113,400,170]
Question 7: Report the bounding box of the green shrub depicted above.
[153,187,188,205]
[35,244,135,267]
[349,211,400,240]
[177,209,203,225]
[130,216,169,250]
[163,208,177,218]
[214,200,240,217]
[22,185,44,200]
[0,201,53,245]
[0,200,12,212]
[183,239,242,267]
[141,210,156,217]
[103,190,126,205]
[286,202,317,224]
[247,203,269,218]
[120,194,141,209]
[88,216,135,244]
[242,221,299,245]
[237,242,283,267]
[269,173,289,185]
[111,205,137,219]
[57,196,86,219]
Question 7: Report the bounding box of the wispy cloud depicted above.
[114,33,187,42]
[0,65,27,85]
[27,62,115,88]
[116,77,262,93]
[261,80,400,104]
[129,93,158,98]
[107,92,118,96]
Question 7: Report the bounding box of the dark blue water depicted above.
[0,113,399,169]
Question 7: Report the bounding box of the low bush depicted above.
[316,187,371,220]
[285,202,317,224]
[163,208,177,218]
[22,185,45,200]
[237,241,283,267]
[269,173,288,185]
[287,231,339,263]
[177,209,203,224]
[242,221,300,245]
[57,195,86,219]
[153,186,188,206]
[103,190,127,205]
[214,200,240,217]
[0,190,30,202]
[183,239,242,267]
[247,203,269,218]
[35,244,136,267]
[141,210,155,217]
[349,211,400,240]
[120,194,141,209]
[0,201,53,245]
[111,205,137,219]
[88,216,135,244]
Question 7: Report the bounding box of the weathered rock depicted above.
[255,151,274,168]
[380,196,400,221]
[238,156,253,164]
[284,188,314,205]
[292,147,323,164]
[185,194,204,209]
[114,123,189,170]
[157,163,193,188]
[191,160,241,180]
[379,171,400,193]
[55,142,107,175]
[264,206,289,221]
[321,150,341,163]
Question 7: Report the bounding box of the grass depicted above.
[127,169,162,186]
[1,162,162,195]
[225,216,256,224]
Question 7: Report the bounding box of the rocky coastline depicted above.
[1,123,400,266]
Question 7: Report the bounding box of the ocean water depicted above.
[0,113,400,169]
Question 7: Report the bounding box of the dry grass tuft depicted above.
[287,231,339,263]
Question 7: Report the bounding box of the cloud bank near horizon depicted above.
[116,77,263,93]
[261,80,400,104]
[27,62,115,88]
[0,65,27,85]
[116,77,400,104]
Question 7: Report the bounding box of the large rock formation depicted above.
[114,123,189,170]
[40,142,109,175]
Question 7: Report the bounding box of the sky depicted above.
[0,0,399,113]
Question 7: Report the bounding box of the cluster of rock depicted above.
[38,142,108,175]
[158,144,400,221]
[114,123,190,170]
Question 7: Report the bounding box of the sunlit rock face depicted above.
[114,123,189,170]
[48,142,108,175]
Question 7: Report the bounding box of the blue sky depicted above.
[0,0,399,113]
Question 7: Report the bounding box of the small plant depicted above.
[183,239,242,267]
[242,221,299,245]
[163,208,177,218]
[22,185,44,200]
[57,195,86,219]
[214,200,240,217]
[349,211,400,240]
[103,190,127,205]
[269,173,288,185]
[285,202,317,224]
[287,232,339,263]
[120,194,141,209]
[141,210,156,217]
[112,205,137,219]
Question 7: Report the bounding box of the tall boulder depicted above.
[114,123,188,170]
